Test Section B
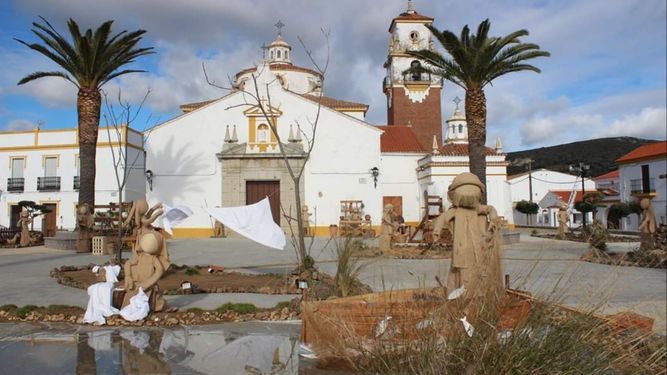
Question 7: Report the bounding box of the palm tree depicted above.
[408,19,549,203]
[16,17,153,208]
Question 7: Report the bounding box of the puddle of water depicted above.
[0,322,344,375]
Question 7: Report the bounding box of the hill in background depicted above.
[506,137,659,177]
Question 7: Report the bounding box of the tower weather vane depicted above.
[274,20,285,35]
[453,96,461,111]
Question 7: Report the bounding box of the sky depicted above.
[0,0,665,152]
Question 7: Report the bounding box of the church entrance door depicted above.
[246,181,281,225]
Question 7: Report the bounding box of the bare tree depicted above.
[204,31,330,271]
[102,89,156,261]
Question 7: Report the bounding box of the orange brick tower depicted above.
[384,0,443,149]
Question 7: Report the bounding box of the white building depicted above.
[593,170,622,229]
[146,2,513,237]
[617,141,667,230]
[507,169,595,226]
[0,126,145,235]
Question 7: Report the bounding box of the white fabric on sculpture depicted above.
[162,204,194,235]
[206,197,285,250]
[82,265,121,325]
[120,287,150,321]
[103,265,121,283]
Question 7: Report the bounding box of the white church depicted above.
[145,2,512,237]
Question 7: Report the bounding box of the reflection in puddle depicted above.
[0,323,308,374]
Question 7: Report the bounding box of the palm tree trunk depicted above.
[77,88,101,207]
[76,88,100,252]
[465,87,488,204]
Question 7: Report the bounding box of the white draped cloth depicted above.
[206,197,285,250]
[83,265,121,325]
[120,287,150,321]
[162,204,194,235]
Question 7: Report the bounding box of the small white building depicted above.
[593,170,622,229]
[0,126,145,235]
[617,141,667,230]
[507,169,595,226]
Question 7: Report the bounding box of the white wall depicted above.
[379,153,423,223]
[509,169,595,204]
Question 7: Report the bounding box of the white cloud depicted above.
[520,114,603,145]
[4,119,37,131]
[601,107,667,139]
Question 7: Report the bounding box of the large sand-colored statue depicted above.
[557,204,569,239]
[122,199,169,311]
[434,173,503,298]
[122,230,170,312]
[76,204,94,253]
[17,209,32,247]
[379,204,398,253]
[638,198,657,251]
[125,199,164,254]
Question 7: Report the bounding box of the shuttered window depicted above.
[44,157,57,177]
[11,158,24,178]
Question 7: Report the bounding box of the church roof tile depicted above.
[301,94,369,111]
[377,125,426,153]
[439,143,497,156]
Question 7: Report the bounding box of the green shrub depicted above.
[46,304,75,313]
[0,304,17,310]
[515,200,539,215]
[275,301,290,310]
[216,303,257,314]
[186,307,204,313]
[184,267,200,276]
[334,237,366,298]
[16,305,39,319]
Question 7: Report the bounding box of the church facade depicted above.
[146,2,512,237]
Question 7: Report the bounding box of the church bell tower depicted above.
[384,0,443,149]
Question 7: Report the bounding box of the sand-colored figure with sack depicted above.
[433,173,503,299]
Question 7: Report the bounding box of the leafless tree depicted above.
[204,30,330,271]
[102,89,157,261]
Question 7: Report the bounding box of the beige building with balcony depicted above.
[0,126,145,234]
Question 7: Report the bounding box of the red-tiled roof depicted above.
[377,126,426,153]
[179,99,218,113]
[389,12,433,31]
[235,63,323,79]
[439,143,497,156]
[616,141,667,164]
[594,170,619,180]
[550,190,598,204]
[301,94,368,112]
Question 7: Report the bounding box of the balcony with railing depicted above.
[37,176,61,191]
[6,178,24,192]
[630,178,655,195]
[73,176,80,190]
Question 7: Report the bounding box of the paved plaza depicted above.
[0,230,665,333]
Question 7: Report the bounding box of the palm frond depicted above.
[17,71,75,86]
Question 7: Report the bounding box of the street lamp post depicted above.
[569,162,590,228]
